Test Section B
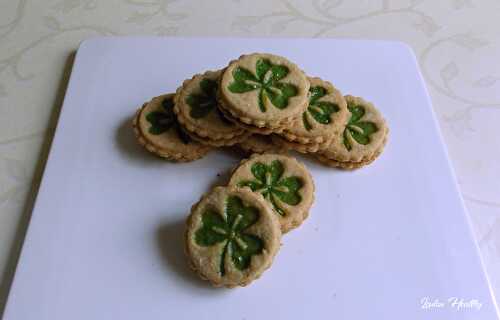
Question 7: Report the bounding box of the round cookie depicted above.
[133,94,212,161]
[236,134,286,155]
[228,153,314,233]
[174,70,249,147]
[316,95,388,169]
[278,77,348,146]
[219,53,310,130]
[185,186,281,288]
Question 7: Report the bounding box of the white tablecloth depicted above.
[1,0,499,308]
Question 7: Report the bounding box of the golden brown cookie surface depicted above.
[185,186,281,288]
[279,77,348,145]
[316,95,388,167]
[219,53,309,129]
[228,153,314,233]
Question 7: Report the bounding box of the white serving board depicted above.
[3,38,498,320]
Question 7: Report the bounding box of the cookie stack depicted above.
[132,53,389,288]
[133,94,211,161]
[185,153,315,288]
[133,52,388,169]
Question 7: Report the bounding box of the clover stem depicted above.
[302,112,312,131]
[219,241,229,276]
[343,130,352,151]
[258,88,266,112]
[269,193,286,217]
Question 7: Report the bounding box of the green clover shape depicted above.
[227,59,298,112]
[302,86,339,131]
[343,102,378,151]
[195,196,263,276]
[237,160,303,217]
[186,78,232,125]
[146,97,176,134]
[186,78,218,118]
[145,96,191,144]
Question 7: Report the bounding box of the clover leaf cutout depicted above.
[343,102,378,151]
[237,160,303,216]
[227,59,298,112]
[185,78,233,125]
[146,97,176,134]
[195,196,263,276]
[145,96,191,144]
[302,85,340,131]
[186,78,218,118]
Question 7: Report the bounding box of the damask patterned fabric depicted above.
[0,0,499,306]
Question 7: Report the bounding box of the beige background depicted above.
[0,0,499,310]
